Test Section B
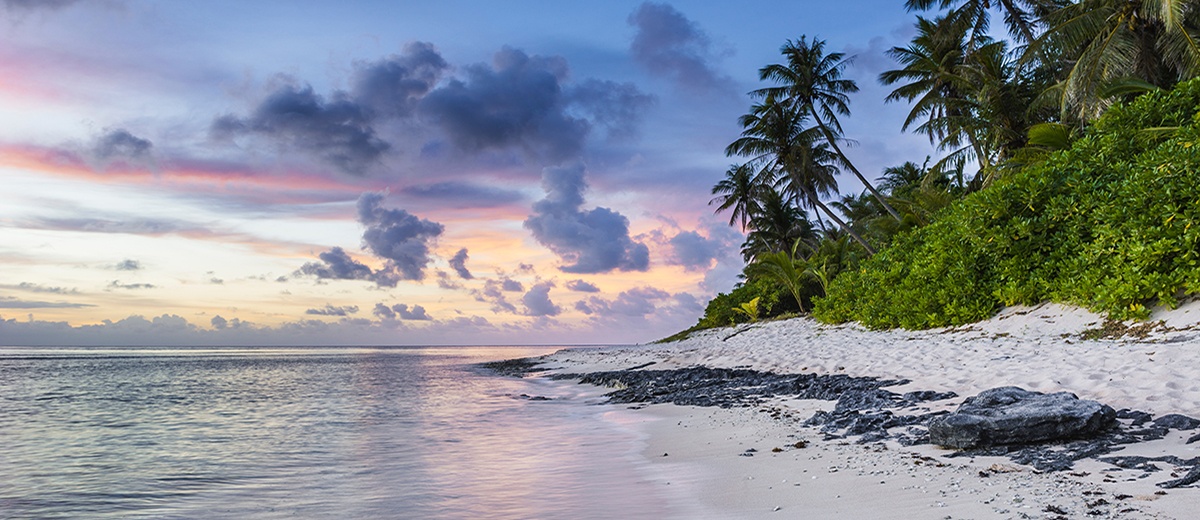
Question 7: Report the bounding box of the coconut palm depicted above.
[725,95,877,254]
[904,0,1050,44]
[880,15,976,160]
[755,36,903,222]
[740,188,819,262]
[1031,0,1200,122]
[710,163,764,232]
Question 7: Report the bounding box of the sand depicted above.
[534,302,1200,519]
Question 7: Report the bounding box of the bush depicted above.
[814,78,1200,328]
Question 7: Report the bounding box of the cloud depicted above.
[115,259,142,271]
[0,297,92,309]
[580,286,671,318]
[373,302,432,321]
[399,181,526,209]
[568,79,656,141]
[628,2,733,94]
[93,128,152,160]
[500,278,524,292]
[5,282,78,294]
[473,278,525,314]
[668,230,723,271]
[297,246,393,286]
[448,248,473,279]
[108,281,155,290]
[212,82,389,175]
[524,164,649,273]
[351,41,449,118]
[357,192,444,281]
[436,271,462,290]
[522,281,560,317]
[306,304,360,316]
[565,279,600,293]
[419,46,589,163]
[3,0,81,11]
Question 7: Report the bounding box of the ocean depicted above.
[0,346,675,519]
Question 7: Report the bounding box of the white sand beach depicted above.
[535,302,1200,519]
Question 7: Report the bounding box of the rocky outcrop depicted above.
[929,387,1117,449]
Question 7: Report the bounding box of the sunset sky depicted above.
[0,0,938,346]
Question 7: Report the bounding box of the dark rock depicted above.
[1117,409,1154,426]
[928,387,1117,449]
[480,357,548,377]
[1188,433,1200,445]
[1151,414,1200,430]
[1158,466,1200,489]
[902,390,957,403]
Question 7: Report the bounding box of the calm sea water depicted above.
[0,346,675,519]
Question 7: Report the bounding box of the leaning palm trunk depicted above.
[802,185,876,255]
[814,116,904,223]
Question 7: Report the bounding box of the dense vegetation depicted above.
[690,0,1200,332]
[816,80,1200,327]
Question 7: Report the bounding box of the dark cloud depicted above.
[668,230,722,271]
[6,282,78,294]
[419,47,589,163]
[522,281,560,317]
[577,286,670,318]
[436,271,463,290]
[568,79,656,141]
[399,181,526,209]
[352,41,449,118]
[108,281,155,290]
[212,83,389,175]
[27,217,183,235]
[628,2,733,94]
[0,297,91,309]
[357,192,444,281]
[93,128,152,160]
[306,304,360,316]
[394,303,431,320]
[448,248,473,279]
[211,315,228,329]
[565,279,600,293]
[115,259,142,271]
[3,0,81,11]
[298,247,396,286]
[373,303,431,321]
[524,164,649,274]
[473,278,523,314]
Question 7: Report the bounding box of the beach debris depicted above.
[928,387,1116,449]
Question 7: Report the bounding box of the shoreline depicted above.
[513,303,1200,518]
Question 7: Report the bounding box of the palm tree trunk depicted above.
[813,116,903,223]
[803,186,876,256]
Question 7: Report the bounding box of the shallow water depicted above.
[0,346,672,519]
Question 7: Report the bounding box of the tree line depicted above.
[696,0,1200,330]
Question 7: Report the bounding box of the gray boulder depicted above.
[929,387,1116,449]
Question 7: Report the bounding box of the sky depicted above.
[0,0,940,346]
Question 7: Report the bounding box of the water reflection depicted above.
[0,346,670,519]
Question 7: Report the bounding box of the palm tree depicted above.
[880,15,977,164]
[882,14,1045,187]
[1030,0,1200,122]
[710,163,763,232]
[904,0,1049,45]
[755,36,903,223]
[741,188,819,262]
[725,95,877,254]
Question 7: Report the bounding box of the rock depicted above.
[928,387,1116,449]
[1151,414,1200,430]
[1157,466,1200,489]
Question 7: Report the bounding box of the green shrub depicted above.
[814,78,1200,328]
